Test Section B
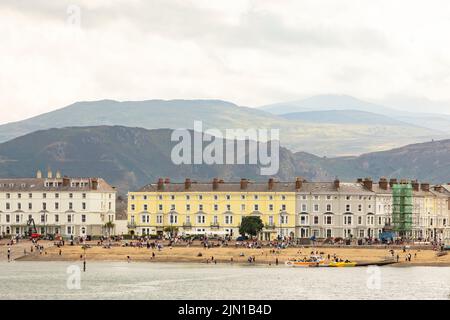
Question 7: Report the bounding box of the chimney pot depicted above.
[363,177,373,191]
[185,178,192,190]
[213,178,219,190]
[334,178,340,189]
[268,178,274,190]
[240,178,248,190]
[157,178,164,191]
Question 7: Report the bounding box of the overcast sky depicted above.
[1,0,450,124]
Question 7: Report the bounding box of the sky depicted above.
[1,0,450,125]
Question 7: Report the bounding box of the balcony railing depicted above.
[265,224,276,230]
[127,222,136,228]
[183,222,192,229]
[210,223,220,228]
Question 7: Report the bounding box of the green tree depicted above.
[239,216,264,237]
[104,221,115,236]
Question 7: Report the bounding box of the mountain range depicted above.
[1,125,450,194]
[0,96,447,157]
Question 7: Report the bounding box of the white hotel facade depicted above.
[0,170,116,238]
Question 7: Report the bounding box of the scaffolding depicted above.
[392,183,413,237]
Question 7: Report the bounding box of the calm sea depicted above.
[0,262,449,300]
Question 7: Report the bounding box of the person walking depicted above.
[7,246,11,262]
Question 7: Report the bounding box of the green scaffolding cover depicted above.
[392,183,413,235]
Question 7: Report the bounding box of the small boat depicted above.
[328,261,357,267]
[285,255,325,267]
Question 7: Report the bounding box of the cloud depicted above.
[1,0,450,124]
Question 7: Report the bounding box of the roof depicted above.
[135,180,374,194]
[0,177,116,192]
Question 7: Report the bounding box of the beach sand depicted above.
[13,242,450,266]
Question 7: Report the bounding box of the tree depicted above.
[239,216,264,237]
[104,221,115,236]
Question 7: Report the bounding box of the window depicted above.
[280,215,288,224]
[344,215,352,225]
[6,203,10,210]
[225,215,233,224]
[226,204,231,211]
[199,204,203,211]
[143,204,148,211]
[314,195,319,200]
[268,216,274,225]
[269,204,274,211]
[67,215,72,223]
[6,193,10,199]
[346,204,351,212]
[18,193,21,199]
[67,226,72,234]
[170,204,175,211]
[158,195,163,200]
[346,195,351,200]
[131,204,135,211]
[213,204,218,211]
[326,204,332,212]
[41,214,45,223]
[254,204,259,211]
[28,193,32,198]
[213,195,218,200]
[302,195,307,200]
[186,195,190,200]
[42,203,47,210]
[82,215,86,223]
[281,195,286,200]
[313,204,319,212]
[300,215,308,225]
[313,216,319,224]
[157,215,163,224]
[55,202,59,210]
[158,204,163,211]
[198,195,203,200]
[55,215,59,223]
[69,193,73,198]
[301,204,307,212]
[254,195,258,200]
[186,204,191,211]
[226,195,231,200]
[6,215,10,223]
[358,216,362,225]
[197,215,205,224]
[143,195,148,200]
[15,215,20,223]
[43,193,46,199]
[17,203,21,210]
[241,204,245,211]
[269,195,274,200]
[169,214,177,224]
[241,195,246,200]
[324,216,332,225]
[69,202,73,210]
[82,193,86,199]
[55,193,59,198]
[281,204,286,211]
[326,195,331,200]
[358,204,362,212]
[213,216,218,224]
[170,195,175,200]
[28,203,32,210]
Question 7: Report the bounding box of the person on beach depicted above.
[127,256,131,263]
[7,247,11,262]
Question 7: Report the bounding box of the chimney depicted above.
[434,185,444,193]
[184,178,192,190]
[91,178,98,190]
[363,177,373,191]
[357,178,363,183]
[240,178,248,190]
[295,177,303,190]
[389,178,398,188]
[62,176,70,187]
[420,183,430,192]
[334,178,340,190]
[213,178,219,190]
[55,170,61,179]
[379,177,388,190]
[157,178,164,191]
[47,168,53,179]
[164,177,170,184]
[268,178,274,190]
[36,170,42,179]
[411,180,419,192]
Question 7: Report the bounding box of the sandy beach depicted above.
[9,241,450,266]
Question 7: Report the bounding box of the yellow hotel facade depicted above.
[127,178,298,240]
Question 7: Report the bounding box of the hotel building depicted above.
[0,170,117,238]
[128,177,450,243]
